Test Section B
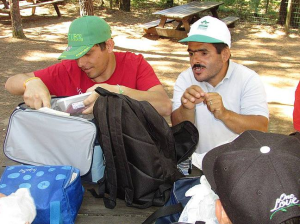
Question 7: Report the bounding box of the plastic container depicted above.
[56,92,92,114]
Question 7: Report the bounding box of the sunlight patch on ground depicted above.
[0,28,12,38]
[262,76,298,105]
[114,35,158,51]
[254,29,286,39]
[22,51,60,61]
[253,28,300,39]
[269,104,293,122]
[240,60,258,65]
[112,26,144,39]
[142,53,165,59]
[161,79,176,87]
[24,22,69,41]
[151,60,178,71]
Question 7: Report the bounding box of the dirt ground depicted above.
[0,2,300,165]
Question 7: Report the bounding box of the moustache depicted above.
[192,64,206,69]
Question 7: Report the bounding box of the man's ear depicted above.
[105,39,115,53]
[221,47,231,62]
[215,199,232,224]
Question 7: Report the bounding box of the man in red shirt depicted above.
[5,16,171,116]
[293,81,300,131]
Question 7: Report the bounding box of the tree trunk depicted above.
[119,0,130,12]
[79,0,94,16]
[278,0,300,27]
[10,0,26,39]
[278,0,288,25]
[285,0,293,34]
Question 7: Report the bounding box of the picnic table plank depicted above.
[0,0,64,17]
[153,1,223,19]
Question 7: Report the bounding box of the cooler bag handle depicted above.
[50,201,62,224]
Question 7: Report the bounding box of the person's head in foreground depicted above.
[179,15,231,86]
[58,15,113,81]
[203,130,300,224]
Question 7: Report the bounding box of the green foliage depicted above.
[207,0,284,24]
[131,0,147,7]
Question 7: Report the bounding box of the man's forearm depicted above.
[220,110,268,134]
[171,105,195,126]
[5,73,34,95]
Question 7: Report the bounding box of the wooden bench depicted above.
[0,0,65,17]
[221,16,240,28]
[142,18,175,35]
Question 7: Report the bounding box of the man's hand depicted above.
[172,85,207,125]
[204,92,228,121]
[23,78,51,109]
[181,85,207,109]
[81,84,119,114]
[82,91,100,114]
[86,83,119,93]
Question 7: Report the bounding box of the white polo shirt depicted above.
[172,60,269,154]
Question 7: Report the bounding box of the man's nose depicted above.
[191,54,201,64]
[76,56,85,68]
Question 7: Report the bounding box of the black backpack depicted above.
[92,87,199,209]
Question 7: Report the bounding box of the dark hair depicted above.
[281,217,300,224]
[212,43,228,54]
[95,42,107,51]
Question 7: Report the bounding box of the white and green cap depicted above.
[179,16,231,48]
[58,16,111,60]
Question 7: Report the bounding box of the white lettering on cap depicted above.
[260,146,270,153]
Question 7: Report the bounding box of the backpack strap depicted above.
[108,96,135,206]
[142,203,183,224]
[87,176,106,198]
[93,94,117,209]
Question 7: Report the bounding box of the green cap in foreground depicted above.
[58,16,111,60]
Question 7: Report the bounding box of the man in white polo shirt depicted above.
[171,16,269,167]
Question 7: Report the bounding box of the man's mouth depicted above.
[83,67,92,73]
[192,64,205,73]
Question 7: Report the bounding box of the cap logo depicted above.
[197,20,209,31]
[68,34,83,42]
[270,193,300,220]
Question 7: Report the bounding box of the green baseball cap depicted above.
[58,16,111,60]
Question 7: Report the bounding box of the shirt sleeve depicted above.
[240,71,269,119]
[293,81,300,131]
[136,54,161,90]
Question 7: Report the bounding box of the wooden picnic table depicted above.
[144,1,223,39]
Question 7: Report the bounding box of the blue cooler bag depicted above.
[0,165,84,224]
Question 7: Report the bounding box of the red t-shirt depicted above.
[294,81,300,131]
[34,52,161,96]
